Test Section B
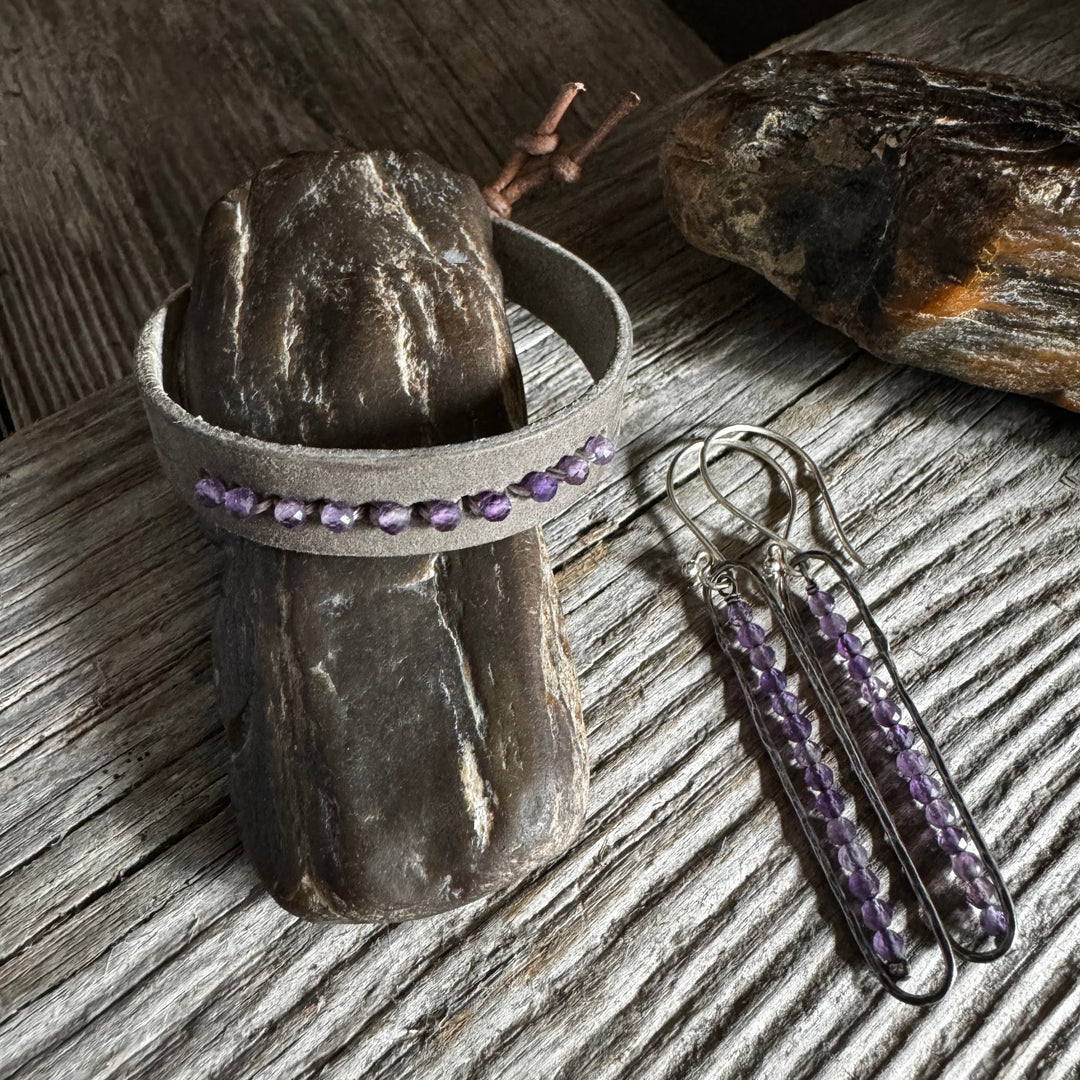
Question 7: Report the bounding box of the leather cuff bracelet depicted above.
[135,217,632,557]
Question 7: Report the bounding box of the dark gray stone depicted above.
[179,150,587,922]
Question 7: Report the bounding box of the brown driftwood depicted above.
[661,50,1080,410]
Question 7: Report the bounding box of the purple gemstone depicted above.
[872,699,900,725]
[274,498,307,529]
[896,749,929,779]
[807,589,834,617]
[555,454,589,485]
[815,790,845,818]
[770,691,801,719]
[748,645,776,670]
[861,898,893,931]
[848,654,873,680]
[882,725,915,753]
[819,612,847,639]
[937,827,968,855]
[224,487,257,518]
[966,877,999,909]
[827,817,857,845]
[758,668,787,695]
[368,501,409,535]
[925,798,958,829]
[194,475,226,507]
[781,714,812,742]
[836,633,862,659]
[873,928,906,964]
[424,499,462,532]
[725,600,753,625]
[584,434,615,465]
[473,490,512,522]
[804,763,834,792]
[952,852,985,881]
[793,740,822,767]
[322,501,359,533]
[860,676,889,702]
[847,868,880,901]
[520,471,558,502]
[736,622,766,648]
[981,906,1007,937]
[838,841,869,872]
[909,773,943,804]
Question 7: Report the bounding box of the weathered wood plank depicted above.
[3,0,1080,1078]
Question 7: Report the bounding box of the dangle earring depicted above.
[666,426,1015,1006]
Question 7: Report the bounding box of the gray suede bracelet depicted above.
[135,217,632,557]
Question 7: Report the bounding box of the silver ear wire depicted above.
[665,441,724,564]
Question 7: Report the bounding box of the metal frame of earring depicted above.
[666,425,1015,1006]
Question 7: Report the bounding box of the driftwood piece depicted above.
[661,51,1080,410]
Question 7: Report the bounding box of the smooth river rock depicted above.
[179,150,586,921]
[660,51,1080,411]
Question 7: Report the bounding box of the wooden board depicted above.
[3,0,1080,1077]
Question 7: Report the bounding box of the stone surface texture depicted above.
[660,51,1080,410]
[179,150,586,921]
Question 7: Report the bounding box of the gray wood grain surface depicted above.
[3,0,1080,1077]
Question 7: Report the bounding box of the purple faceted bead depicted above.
[758,668,787,695]
[925,798,958,829]
[473,490,512,522]
[861,898,893,932]
[770,691,801,719]
[424,499,462,532]
[981,906,1007,937]
[584,433,615,465]
[274,498,307,529]
[966,877,999,909]
[748,645,776,670]
[836,633,862,659]
[793,740,822,767]
[323,501,359,533]
[826,817,857,845]
[860,676,889,702]
[952,852,985,881]
[804,763,834,792]
[807,589,834,617]
[873,928,906,964]
[520,470,558,502]
[883,725,915,753]
[848,654,873,680]
[847,868,880,901]
[736,622,766,648]
[896,749,929,779]
[555,454,589,485]
[815,790,846,818]
[194,475,226,507]
[819,612,847,638]
[937,827,968,855]
[838,841,869,872]
[224,486,257,518]
[909,773,943,804]
[368,501,408,535]
[724,600,753,625]
[781,714,813,742]
[872,698,900,725]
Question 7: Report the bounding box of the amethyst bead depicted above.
[819,612,847,638]
[368,501,409,535]
[826,817,857,845]
[896,749,929,779]
[520,470,559,502]
[224,486,257,518]
[804,763,835,792]
[937,827,968,855]
[781,715,813,742]
[882,725,915,752]
[838,841,869,871]
[860,676,889,702]
[873,928,906,964]
[770,691,801,719]
[925,798,958,829]
[815,790,846,818]
[274,498,307,529]
[194,475,226,507]
[555,454,589,485]
[584,433,615,465]
[861,898,893,931]
[748,645,776,670]
[807,589,834,617]
[966,877,999,909]
[736,622,766,648]
[909,773,943,804]
[758,668,787,695]
[472,490,512,522]
[951,852,985,881]
[836,633,863,659]
[323,501,359,533]
[848,654,873,680]
[847,868,880,900]
[724,600,753,625]
[793,740,822,767]
[424,499,462,532]
[981,906,1007,937]
[872,698,900,725]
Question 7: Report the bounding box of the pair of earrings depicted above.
[667,425,1014,1006]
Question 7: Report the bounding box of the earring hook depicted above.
[665,441,724,564]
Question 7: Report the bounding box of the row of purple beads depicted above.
[193,434,615,535]
[724,597,907,970]
[808,586,1008,940]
